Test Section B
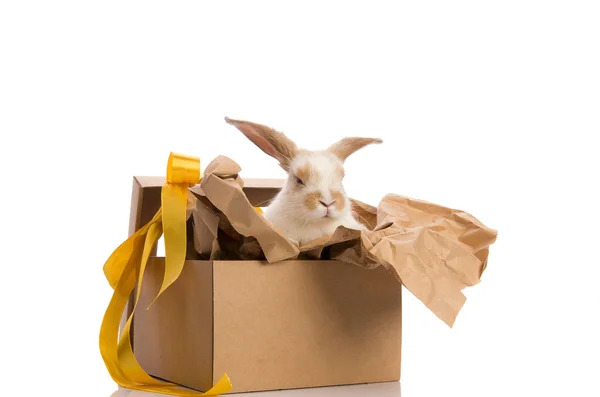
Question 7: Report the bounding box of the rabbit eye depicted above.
[295,176,304,185]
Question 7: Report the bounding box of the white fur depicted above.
[264,150,366,246]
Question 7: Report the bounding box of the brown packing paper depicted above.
[192,198,219,257]
[332,197,491,326]
[190,156,300,263]
[191,156,497,327]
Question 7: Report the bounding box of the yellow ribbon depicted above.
[100,153,232,396]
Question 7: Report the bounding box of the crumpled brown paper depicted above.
[189,156,497,327]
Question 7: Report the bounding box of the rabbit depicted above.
[225,117,382,246]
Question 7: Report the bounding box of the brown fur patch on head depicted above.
[336,165,345,180]
[296,163,312,184]
[327,137,383,162]
[305,191,323,210]
[331,190,346,211]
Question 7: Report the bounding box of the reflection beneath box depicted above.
[110,381,401,397]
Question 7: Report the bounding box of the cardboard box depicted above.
[127,176,402,393]
[125,153,497,394]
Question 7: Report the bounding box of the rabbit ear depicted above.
[225,117,298,171]
[327,137,383,162]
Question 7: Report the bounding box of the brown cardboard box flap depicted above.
[191,155,497,327]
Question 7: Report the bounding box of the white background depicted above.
[1,1,599,397]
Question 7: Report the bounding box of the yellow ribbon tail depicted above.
[117,216,166,386]
[150,152,201,306]
[102,209,161,289]
[152,182,189,306]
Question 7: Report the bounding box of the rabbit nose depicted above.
[320,200,335,208]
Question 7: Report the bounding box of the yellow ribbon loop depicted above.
[100,153,233,396]
[167,152,201,184]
